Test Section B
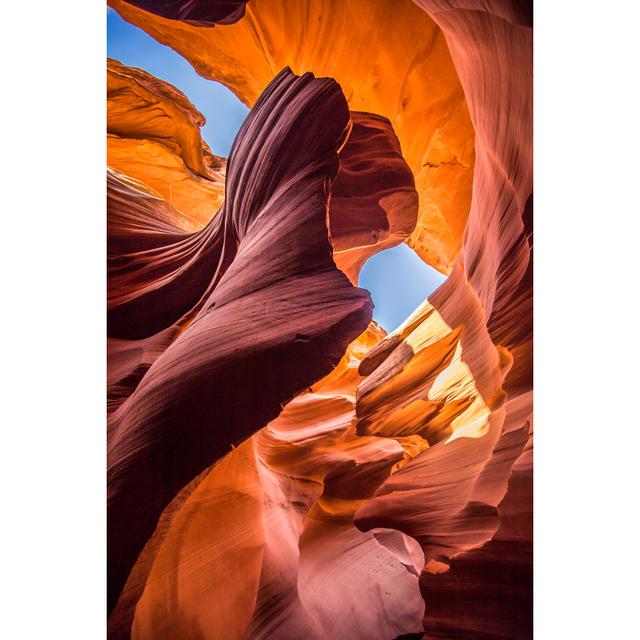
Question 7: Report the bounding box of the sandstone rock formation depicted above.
[107,1,533,637]
[108,58,226,229]
[108,68,376,612]
[108,0,476,274]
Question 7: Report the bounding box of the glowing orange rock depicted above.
[107,58,225,230]
[110,325,429,640]
[414,3,532,635]
[106,1,533,637]
[108,0,476,274]
[107,69,374,613]
[354,266,525,572]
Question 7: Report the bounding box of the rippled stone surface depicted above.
[107,2,532,637]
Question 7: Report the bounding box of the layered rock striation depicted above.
[107,1,533,637]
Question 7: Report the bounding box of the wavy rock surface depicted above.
[107,1,533,637]
[106,167,202,414]
[108,0,476,274]
[408,2,533,635]
[111,325,430,640]
[330,111,418,284]
[108,58,225,229]
[107,68,373,612]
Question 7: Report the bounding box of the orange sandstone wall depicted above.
[106,1,533,637]
[108,0,476,274]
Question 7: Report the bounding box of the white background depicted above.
[1,1,638,637]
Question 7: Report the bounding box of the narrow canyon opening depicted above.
[359,244,445,332]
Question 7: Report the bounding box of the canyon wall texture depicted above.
[107,1,533,638]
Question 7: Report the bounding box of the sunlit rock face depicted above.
[108,0,476,275]
[107,1,532,638]
[107,58,226,229]
[107,67,375,613]
[407,3,533,636]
